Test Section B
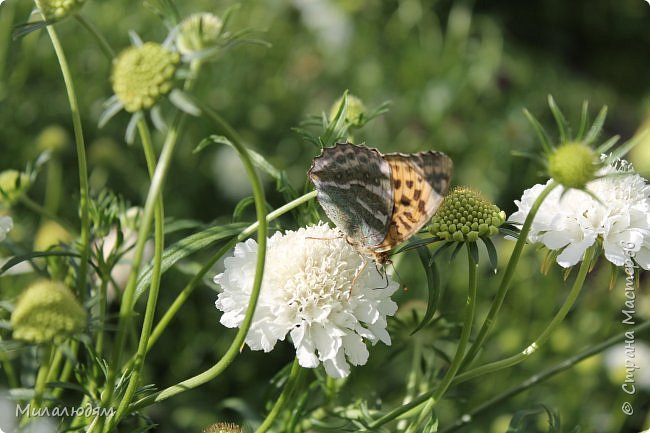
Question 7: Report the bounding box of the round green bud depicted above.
[34,221,73,251]
[548,142,598,189]
[176,13,224,56]
[11,280,87,343]
[34,0,85,21]
[0,170,30,205]
[111,43,180,113]
[203,423,242,433]
[37,125,70,153]
[429,186,506,242]
[329,94,367,127]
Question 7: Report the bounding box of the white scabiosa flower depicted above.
[510,158,650,269]
[214,223,399,378]
[0,216,12,242]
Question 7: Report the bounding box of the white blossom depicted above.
[510,159,650,269]
[214,223,399,378]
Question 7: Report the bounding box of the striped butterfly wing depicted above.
[308,143,394,247]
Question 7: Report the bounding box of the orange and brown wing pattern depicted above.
[375,151,453,252]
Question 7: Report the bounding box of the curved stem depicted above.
[145,191,316,353]
[403,244,478,433]
[19,195,77,234]
[112,119,165,422]
[43,24,91,302]
[130,103,268,409]
[454,245,595,384]
[441,319,650,433]
[255,359,303,433]
[74,14,115,60]
[460,181,559,370]
[98,115,187,433]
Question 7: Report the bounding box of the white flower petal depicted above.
[214,223,399,378]
[509,158,650,269]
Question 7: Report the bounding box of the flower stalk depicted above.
[44,24,91,303]
[460,180,560,369]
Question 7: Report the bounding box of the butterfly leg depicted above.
[348,255,368,297]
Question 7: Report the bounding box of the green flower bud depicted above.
[548,142,598,189]
[176,13,224,56]
[203,422,242,433]
[329,94,367,127]
[0,170,30,205]
[34,0,85,21]
[11,280,87,343]
[111,43,180,113]
[34,221,73,251]
[37,125,70,153]
[429,186,506,242]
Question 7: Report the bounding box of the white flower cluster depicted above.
[510,159,650,269]
[215,223,399,378]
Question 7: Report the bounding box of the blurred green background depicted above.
[1,0,649,431]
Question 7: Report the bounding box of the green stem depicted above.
[145,192,316,357]
[97,112,187,433]
[440,319,650,433]
[74,14,115,60]
[403,244,478,433]
[30,345,53,409]
[44,24,91,303]
[454,246,595,384]
[52,340,78,401]
[131,103,268,409]
[19,195,77,235]
[112,119,166,424]
[460,181,559,370]
[255,359,303,433]
[2,359,18,389]
[44,159,63,214]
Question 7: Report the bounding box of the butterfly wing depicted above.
[375,151,453,251]
[308,143,393,247]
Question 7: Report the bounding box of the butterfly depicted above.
[308,142,453,265]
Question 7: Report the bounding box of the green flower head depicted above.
[0,170,30,205]
[176,13,224,56]
[34,0,85,21]
[111,42,180,113]
[203,422,242,433]
[429,186,506,242]
[329,94,367,128]
[11,280,87,344]
[548,141,599,189]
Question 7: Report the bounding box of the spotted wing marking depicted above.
[375,151,453,252]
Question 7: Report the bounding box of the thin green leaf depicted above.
[392,236,441,256]
[12,21,50,39]
[233,196,255,221]
[450,242,464,262]
[575,100,589,141]
[523,108,553,154]
[482,237,498,271]
[429,241,455,265]
[605,128,648,161]
[583,105,608,145]
[134,223,247,301]
[410,247,440,335]
[0,251,81,275]
[547,95,570,143]
[594,134,620,155]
